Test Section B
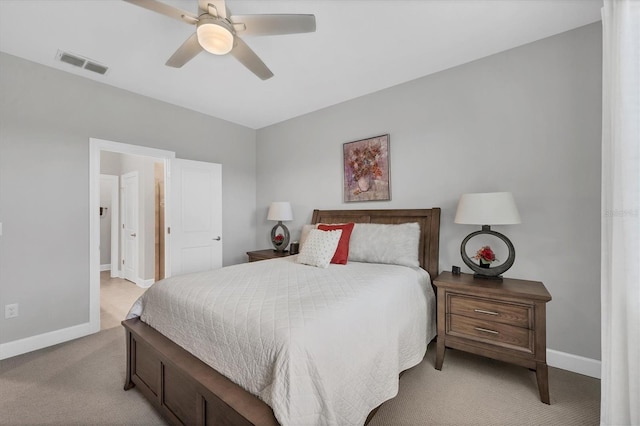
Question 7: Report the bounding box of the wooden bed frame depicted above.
[122,208,440,426]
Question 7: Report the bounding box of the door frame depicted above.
[89,138,175,332]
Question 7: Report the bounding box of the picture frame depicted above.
[343,134,390,202]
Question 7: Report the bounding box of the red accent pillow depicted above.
[317,223,355,264]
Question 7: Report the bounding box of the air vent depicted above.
[55,50,109,76]
[84,61,108,75]
[59,52,85,68]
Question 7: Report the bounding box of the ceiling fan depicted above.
[123,0,316,80]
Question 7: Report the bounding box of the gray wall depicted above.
[256,24,602,360]
[99,176,114,266]
[0,52,257,344]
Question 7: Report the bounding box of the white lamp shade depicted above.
[454,192,521,225]
[267,202,293,221]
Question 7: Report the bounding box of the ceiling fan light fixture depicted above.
[196,17,234,55]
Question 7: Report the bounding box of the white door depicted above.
[169,159,222,276]
[121,171,139,283]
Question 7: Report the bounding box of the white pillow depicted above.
[348,222,421,267]
[299,224,317,249]
[297,229,343,268]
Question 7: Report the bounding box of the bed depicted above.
[122,208,441,426]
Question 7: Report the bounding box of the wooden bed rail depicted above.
[123,318,279,426]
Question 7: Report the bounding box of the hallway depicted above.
[100,271,147,330]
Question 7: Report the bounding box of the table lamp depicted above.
[454,192,521,279]
[267,202,293,252]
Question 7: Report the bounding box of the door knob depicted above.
[130,233,136,237]
[213,236,221,241]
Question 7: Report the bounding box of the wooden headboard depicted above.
[311,208,441,279]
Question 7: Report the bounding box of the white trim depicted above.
[91,138,177,159]
[164,161,172,278]
[90,138,175,338]
[0,321,97,360]
[136,278,155,289]
[100,264,111,271]
[547,349,601,379]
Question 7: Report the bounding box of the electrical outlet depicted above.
[5,303,18,319]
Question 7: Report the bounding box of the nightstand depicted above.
[246,249,292,262]
[433,271,552,404]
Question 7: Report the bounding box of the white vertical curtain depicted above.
[600,1,640,425]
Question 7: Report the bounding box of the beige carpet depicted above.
[369,348,600,426]
[0,327,599,426]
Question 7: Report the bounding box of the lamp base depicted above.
[270,221,290,252]
[460,225,515,279]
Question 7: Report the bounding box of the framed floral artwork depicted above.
[343,134,390,202]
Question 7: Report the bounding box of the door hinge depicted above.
[122,259,125,265]
[167,227,171,234]
[122,224,125,229]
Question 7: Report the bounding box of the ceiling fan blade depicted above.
[165,33,203,68]
[231,14,316,36]
[123,0,197,24]
[198,0,227,18]
[230,37,274,80]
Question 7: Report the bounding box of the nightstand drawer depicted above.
[448,294,532,329]
[447,314,534,353]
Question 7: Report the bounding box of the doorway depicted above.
[100,151,167,287]
[99,155,167,331]
[89,139,175,333]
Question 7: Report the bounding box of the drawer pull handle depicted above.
[475,327,499,335]
[474,309,499,316]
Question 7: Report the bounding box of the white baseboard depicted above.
[136,278,155,289]
[100,264,111,272]
[547,349,601,379]
[0,321,99,360]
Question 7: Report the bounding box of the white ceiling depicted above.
[0,0,602,129]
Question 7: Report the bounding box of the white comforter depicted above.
[127,256,436,426]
